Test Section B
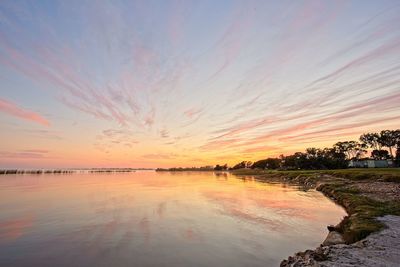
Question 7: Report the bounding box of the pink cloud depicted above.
[144,107,155,127]
[241,145,280,154]
[183,107,203,119]
[0,98,49,126]
[141,153,178,160]
[93,128,138,152]
[199,138,242,151]
[167,0,188,47]
[304,37,400,92]
[0,150,49,159]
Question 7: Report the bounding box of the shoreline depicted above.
[229,169,400,266]
[280,215,400,266]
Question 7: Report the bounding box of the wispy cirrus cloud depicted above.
[1,1,400,167]
[0,149,48,159]
[93,128,138,153]
[0,98,49,126]
[183,107,203,119]
[141,153,177,160]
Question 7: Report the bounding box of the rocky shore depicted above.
[281,215,400,267]
[279,174,400,266]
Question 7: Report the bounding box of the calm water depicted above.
[0,171,346,267]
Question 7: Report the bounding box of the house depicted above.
[348,160,367,168]
[348,159,394,168]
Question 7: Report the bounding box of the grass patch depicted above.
[233,168,400,183]
[229,168,270,175]
[318,182,400,243]
[321,168,400,182]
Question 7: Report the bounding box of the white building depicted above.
[348,159,394,168]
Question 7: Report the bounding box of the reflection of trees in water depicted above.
[214,172,228,180]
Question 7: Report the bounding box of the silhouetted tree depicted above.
[209,129,400,171]
[251,158,280,169]
[278,147,347,170]
[359,133,382,151]
[379,130,398,158]
[371,150,389,160]
[333,141,366,160]
[231,161,252,170]
[214,164,223,170]
[214,164,228,171]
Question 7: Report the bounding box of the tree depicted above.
[214,164,228,171]
[333,141,366,160]
[371,150,389,160]
[380,130,400,158]
[305,147,319,159]
[265,158,280,169]
[231,161,252,170]
[281,152,309,169]
[251,159,267,169]
[394,130,400,166]
[359,133,382,151]
[251,158,280,169]
[320,147,348,169]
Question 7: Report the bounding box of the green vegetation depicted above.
[231,168,400,181]
[319,168,400,183]
[318,181,400,243]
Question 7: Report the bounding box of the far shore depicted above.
[0,168,154,175]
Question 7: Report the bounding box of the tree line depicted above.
[220,129,400,170]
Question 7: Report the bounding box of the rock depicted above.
[314,246,329,261]
[327,225,336,232]
[281,215,400,267]
[322,231,345,246]
[281,249,324,266]
[353,239,368,248]
[280,259,289,267]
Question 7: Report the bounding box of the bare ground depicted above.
[351,181,400,202]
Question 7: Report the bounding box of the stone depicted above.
[327,225,336,232]
[322,231,345,246]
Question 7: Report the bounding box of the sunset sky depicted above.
[1,0,400,168]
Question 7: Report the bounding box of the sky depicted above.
[0,0,400,169]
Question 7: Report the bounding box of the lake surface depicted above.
[0,171,346,266]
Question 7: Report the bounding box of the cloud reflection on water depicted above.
[0,171,346,266]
